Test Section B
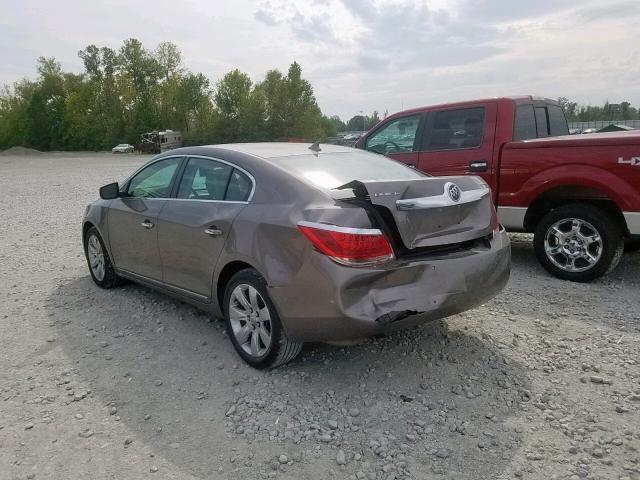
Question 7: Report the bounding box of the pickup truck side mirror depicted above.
[99,182,120,200]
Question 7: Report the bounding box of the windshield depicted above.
[272,151,425,190]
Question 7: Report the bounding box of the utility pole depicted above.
[359,110,365,132]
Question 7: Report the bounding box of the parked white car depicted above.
[112,144,134,153]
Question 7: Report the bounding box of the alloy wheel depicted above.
[87,234,106,281]
[544,218,603,272]
[228,284,273,358]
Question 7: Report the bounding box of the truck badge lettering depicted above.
[618,156,640,166]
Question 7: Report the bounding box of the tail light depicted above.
[298,221,394,267]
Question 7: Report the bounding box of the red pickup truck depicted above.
[356,96,640,281]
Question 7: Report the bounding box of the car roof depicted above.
[193,142,354,159]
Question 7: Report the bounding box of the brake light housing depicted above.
[298,221,394,267]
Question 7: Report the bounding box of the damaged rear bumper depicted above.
[269,229,511,342]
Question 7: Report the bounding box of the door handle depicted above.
[469,160,488,173]
[140,220,155,229]
[204,226,223,237]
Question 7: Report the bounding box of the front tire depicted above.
[533,203,623,282]
[84,227,123,289]
[223,269,303,369]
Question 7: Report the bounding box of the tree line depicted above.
[5,39,635,152]
[0,39,370,152]
[558,97,640,122]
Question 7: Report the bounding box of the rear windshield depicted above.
[272,151,425,189]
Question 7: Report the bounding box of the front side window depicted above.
[365,115,421,155]
[177,158,233,200]
[126,157,181,198]
[425,107,485,151]
[513,105,537,141]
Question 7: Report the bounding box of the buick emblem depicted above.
[446,182,461,202]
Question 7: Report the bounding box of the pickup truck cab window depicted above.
[513,105,537,141]
[424,107,485,151]
[535,107,549,138]
[548,105,569,136]
[365,114,421,155]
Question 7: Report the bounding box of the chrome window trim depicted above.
[298,221,383,236]
[120,154,256,203]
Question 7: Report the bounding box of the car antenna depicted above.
[308,142,321,152]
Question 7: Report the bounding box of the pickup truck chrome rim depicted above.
[87,234,105,281]
[229,284,272,358]
[544,218,602,272]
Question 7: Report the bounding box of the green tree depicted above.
[0,41,339,151]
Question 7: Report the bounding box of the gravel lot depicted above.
[1,151,640,480]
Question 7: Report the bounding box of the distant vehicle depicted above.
[83,143,510,368]
[569,128,582,135]
[357,95,640,282]
[136,130,182,154]
[582,128,598,134]
[111,144,134,154]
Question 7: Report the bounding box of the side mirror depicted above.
[99,182,120,200]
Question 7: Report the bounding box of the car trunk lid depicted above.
[336,176,494,249]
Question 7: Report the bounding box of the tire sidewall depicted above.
[223,269,285,369]
[534,204,622,282]
[84,227,116,288]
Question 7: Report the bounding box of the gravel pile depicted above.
[0,146,42,156]
[0,152,639,479]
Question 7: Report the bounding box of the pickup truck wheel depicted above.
[534,204,623,282]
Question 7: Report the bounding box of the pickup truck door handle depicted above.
[140,220,155,229]
[204,226,223,237]
[469,160,488,173]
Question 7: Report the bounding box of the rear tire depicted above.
[223,269,303,369]
[84,227,123,289]
[533,203,623,282]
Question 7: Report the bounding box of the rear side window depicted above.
[177,158,232,200]
[225,169,252,201]
[548,105,569,136]
[513,105,537,141]
[273,151,424,190]
[425,107,485,151]
[535,107,549,138]
[365,115,421,155]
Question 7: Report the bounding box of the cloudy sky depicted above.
[1,0,639,119]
